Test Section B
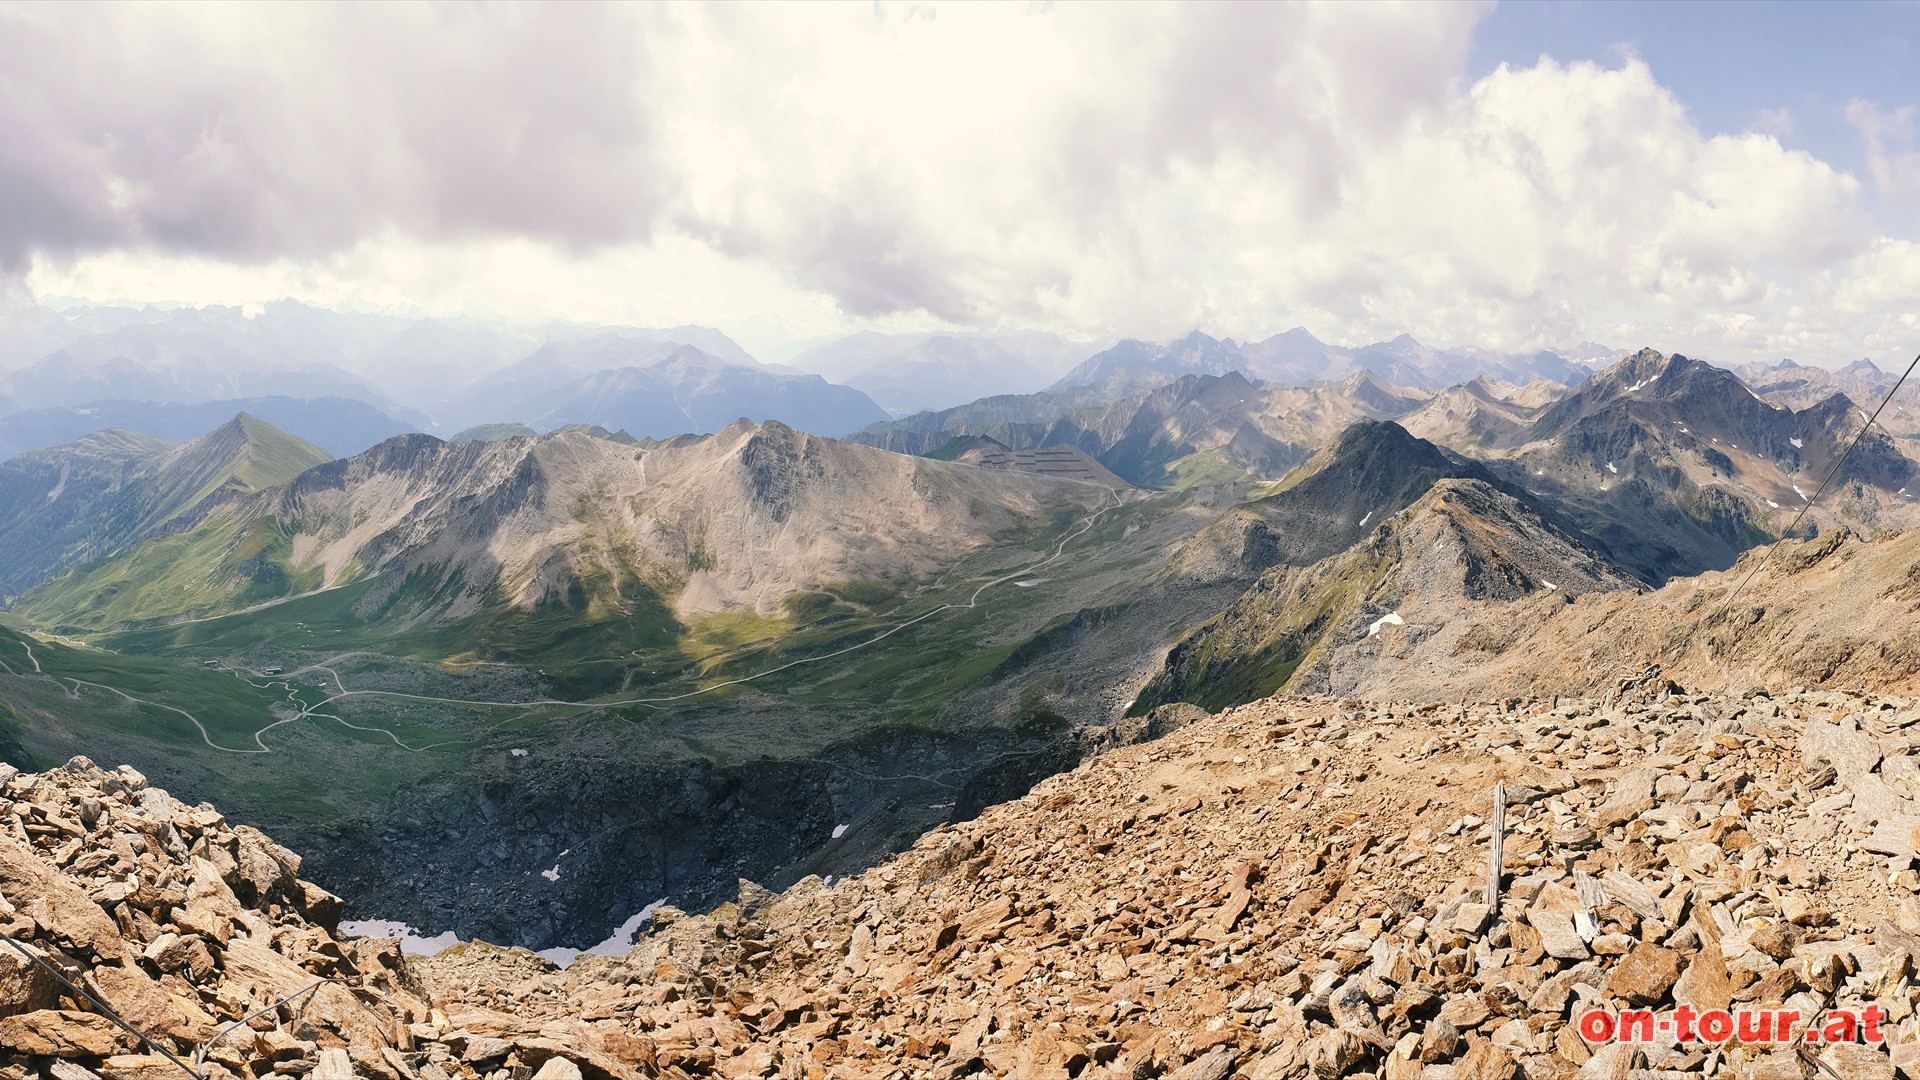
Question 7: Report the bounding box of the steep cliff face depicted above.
[296,720,1142,950]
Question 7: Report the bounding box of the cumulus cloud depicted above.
[1848,100,1920,214]
[4,1,1918,364]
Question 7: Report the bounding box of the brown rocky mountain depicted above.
[1139,475,1640,712]
[1478,348,1920,585]
[1739,358,1920,441]
[1396,376,1568,452]
[1299,523,1920,706]
[851,370,1435,489]
[14,419,1118,631]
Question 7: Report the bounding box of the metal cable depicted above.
[0,933,204,1080]
[195,977,336,1072]
[2,928,399,1080]
[1678,350,1920,665]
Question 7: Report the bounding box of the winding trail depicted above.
[3,487,1129,756]
[300,487,1124,722]
[61,677,271,755]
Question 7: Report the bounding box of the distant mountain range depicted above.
[860,348,1920,582]
[1054,329,1607,391]
[0,304,1653,464]
[0,303,892,453]
[0,396,416,460]
[786,331,1109,415]
[1738,357,1920,439]
[8,319,402,412]
[438,333,887,437]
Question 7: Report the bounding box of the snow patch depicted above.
[1606,462,1618,474]
[832,824,850,839]
[1358,511,1372,527]
[541,865,561,882]
[339,920,463,956]
[1767,500,1780,508]
[539,897,672,966]
[1013,580,1041,588]
[1790,438,1803,448]
[1625,378,1652,393]
[510,748,529,757]
[1542,581,1558,592]
[1366,612,1405,638]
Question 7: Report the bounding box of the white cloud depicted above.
[1847,100,1920,213]
[6,2,1918,366]
[1750,107,1796,138]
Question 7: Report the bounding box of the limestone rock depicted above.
[0,1010,123,1057]
[1603,943,1682,1005]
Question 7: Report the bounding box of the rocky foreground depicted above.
[7,681,1920,1078]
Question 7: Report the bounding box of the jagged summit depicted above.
[1499,347,1920,584]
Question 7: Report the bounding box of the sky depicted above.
[4,1,1919,368]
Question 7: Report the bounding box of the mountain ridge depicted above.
[1055,328,1597,391]
[11,420,1120,636]
[0,414,330,599]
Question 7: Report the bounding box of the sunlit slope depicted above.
[0,414,330,597]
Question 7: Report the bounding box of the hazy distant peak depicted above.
[29,427,174,462]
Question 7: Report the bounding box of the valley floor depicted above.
[6,680,1919,1078]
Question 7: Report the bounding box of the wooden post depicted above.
[1486,781,1507,916]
